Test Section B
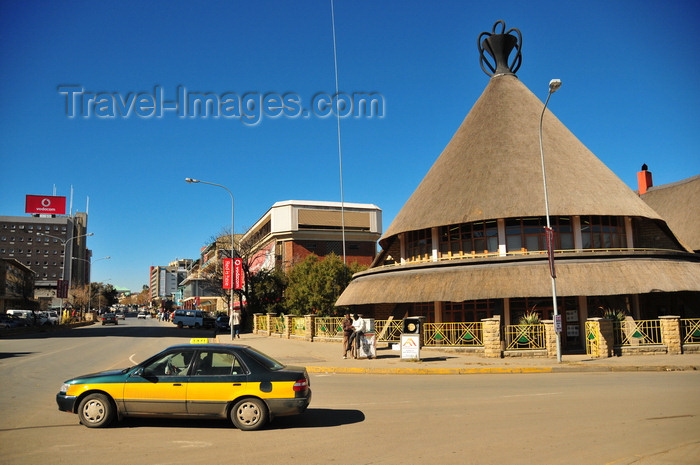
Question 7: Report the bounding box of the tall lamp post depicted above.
[74,256,111,316]
[539,78,562,363]
[37,231,94,317]
[185,177,235,340]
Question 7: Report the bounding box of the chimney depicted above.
[637,164,653,194]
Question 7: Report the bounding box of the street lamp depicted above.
[73,256,111,316]
[37,231,94,314]
[185,177,236,339]
[539,78,562,363]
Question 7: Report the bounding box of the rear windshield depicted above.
[244,347,284,371]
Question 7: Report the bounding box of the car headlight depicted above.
[60,383,70,394]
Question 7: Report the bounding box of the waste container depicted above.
[401,316,425,360]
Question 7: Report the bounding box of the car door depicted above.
[186,349,248,416]
[123,349,195,415]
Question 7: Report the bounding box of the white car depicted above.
[44,311,60,325]
[137,312,147,319]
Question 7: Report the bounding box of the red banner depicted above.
[234,258,244,290]
[57,279,69,298]
[222,258,233,289]
[545,227,556,278]
[25,195,67,215]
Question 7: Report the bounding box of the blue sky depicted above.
[1,0,698,292]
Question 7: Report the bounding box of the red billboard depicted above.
[222,258,233,289]
[25,195,67,215]
[234,258,244,290]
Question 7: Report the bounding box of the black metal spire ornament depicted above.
[478,20,522,77]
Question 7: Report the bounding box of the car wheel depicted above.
[194,323,201,329]
[177,322,183,328]
[230,398,268,431]
[78,393,114,428]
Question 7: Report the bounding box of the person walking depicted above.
[231,310,241,338]
[342,313,354,359]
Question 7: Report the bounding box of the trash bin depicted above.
[401,316,425,360]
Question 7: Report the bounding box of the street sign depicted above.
[554,314,562,333]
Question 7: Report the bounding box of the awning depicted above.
[336,256,700,306]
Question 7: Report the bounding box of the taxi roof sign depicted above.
[189,338,209,344]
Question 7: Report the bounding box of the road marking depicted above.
[501,392,562,398]
[171,441,212,449]
[129,354,139,365]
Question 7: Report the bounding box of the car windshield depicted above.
[244,347,285,371]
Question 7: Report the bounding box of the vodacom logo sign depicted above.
[25,195,67,215]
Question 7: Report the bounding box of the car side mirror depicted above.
[131,367,144,377]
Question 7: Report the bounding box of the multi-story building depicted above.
[178,244,229,312]
[0,212,90,309]
[336,22,700,351]
[242,200,382,274]
[149,259,192,305]
[0,258,36,312]
[175,200,382,313]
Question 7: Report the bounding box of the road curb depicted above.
[213,336,700,375]
[306,366,555,374]
[306,365,699,375]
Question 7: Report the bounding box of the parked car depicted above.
[172,310,215,329]
[44,311,60,325]
[216,315,231,332]
[101,313,118,325]
[0,315,20,329]
[6,309,36,325]
[56,343,311,430]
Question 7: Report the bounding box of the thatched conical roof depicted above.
[381,74,661,246]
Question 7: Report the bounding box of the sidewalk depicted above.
[215,333,700,374]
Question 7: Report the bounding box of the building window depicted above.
[444,300,494,322]
[504,217,574,253]
[438,221,498,258]
[580,216,626,249]
[406,228,431,261]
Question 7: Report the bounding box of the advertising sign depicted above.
[25,195,67,215]
[401,334,421,360]
[222,258,233,289]
[234,258,244,290]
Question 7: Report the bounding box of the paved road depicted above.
[1,320,698,465]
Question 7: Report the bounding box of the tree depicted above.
[284,253,365,316]
[200,229,279,321]
[245,268,286,315]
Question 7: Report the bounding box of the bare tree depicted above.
[200,228,283,324]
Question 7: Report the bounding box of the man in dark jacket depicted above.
[342,313,354,359]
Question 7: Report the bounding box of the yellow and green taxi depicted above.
[56,343,311,430]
